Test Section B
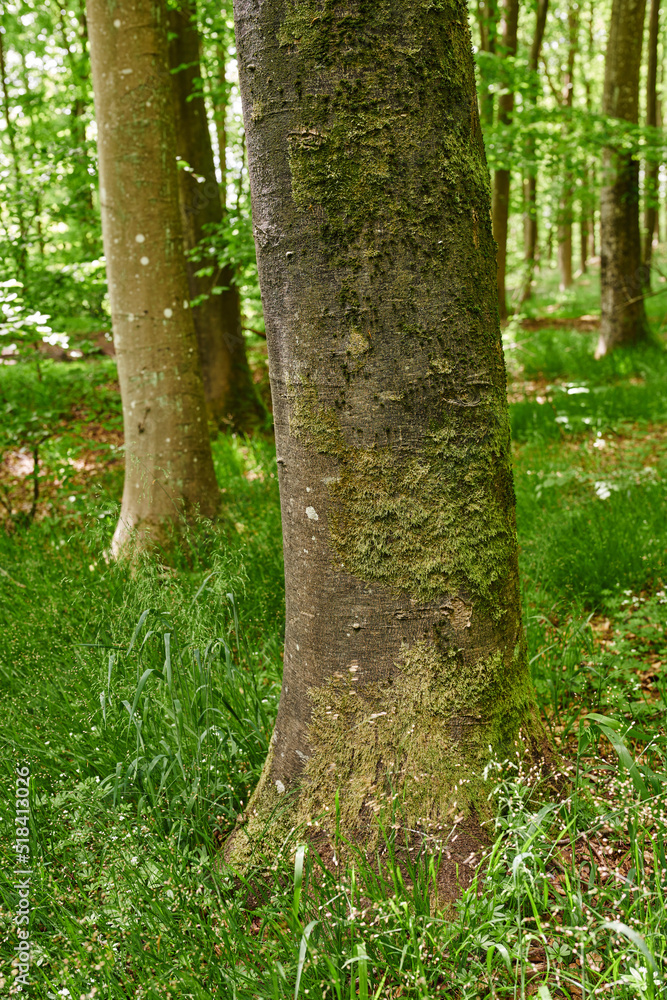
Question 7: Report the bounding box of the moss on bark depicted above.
[289,377,516,611]
[226,0,547,887]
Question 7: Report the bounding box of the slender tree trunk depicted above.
[580,213,589,273]
[558,2,578,291]
[519,0,550,304]
[476,0,499,128]
[492,0,520,320]
[54,0,96,250]
[87,0,219,556]
[642,0,661,285]
[168,2,265,431]
[226,0,545,893]
[597,0,649,357]
[0,28,27,282]
[579,0,597,272]
[657,95,663,241]
[558,210,573,289]
[214,43,229,198]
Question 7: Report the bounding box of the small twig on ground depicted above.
[0,565,26,588]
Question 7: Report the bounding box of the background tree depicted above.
[168,0,265,432]
[87,0,219,555]
[519,0,549,304]
[556,0,578,291]
[492,0,520,320]
[226,0,545,886]
[0,1,104,323]
[642,0,662,284]
[596,0,649,357]
[0,23,29,282]
[475,0,500,127]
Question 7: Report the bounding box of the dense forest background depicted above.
[1,1,667,998]
[0,0,665,358]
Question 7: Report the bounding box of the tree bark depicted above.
[492,0,520,320]
[519,0,549,304]
[168,2,265,432]
[225,0,545,893]
[596,0,649,357]
[642,0,661,285]
[87,0,219,556]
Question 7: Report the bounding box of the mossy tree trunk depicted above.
[596,0,649,357]
[492,0,519,320]
[642,0,661,285]
[87,0,219,556]
[168,2,265,432]
[227,0,545,894]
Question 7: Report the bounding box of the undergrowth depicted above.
[1,279,667,997]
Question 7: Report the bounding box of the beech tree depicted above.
[168,1,265,431]
[226,0,545,889]
[596,0,649,357]
[87,0,219,555]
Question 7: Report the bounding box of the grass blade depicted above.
[293,843,306,922]
[294,919,318,1000]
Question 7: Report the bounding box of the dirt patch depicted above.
[520,315,600,333]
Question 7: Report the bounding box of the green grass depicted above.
[2,290,667,997]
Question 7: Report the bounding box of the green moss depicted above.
[279,0,492,301]
[289,377,516,609]
[226,631,541,865]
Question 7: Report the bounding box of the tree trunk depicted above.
[558,207,573,290]
[87,0,219,556]
[579,171,593,276]
[642,0,661,285]
[226,0,545,894]
[557,2,578,292]
[596,0,649,357]
[492,0,520,320]
[168,2,265,432]
[476,0,499,128]
[580,2,596,271]
[213,43,229,201]
[519,0,550,304]
[580,214,589,273]
[0,28,27,282]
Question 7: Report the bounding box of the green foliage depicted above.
[0,0,100,303]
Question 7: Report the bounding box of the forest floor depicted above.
[1,264,666,998]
